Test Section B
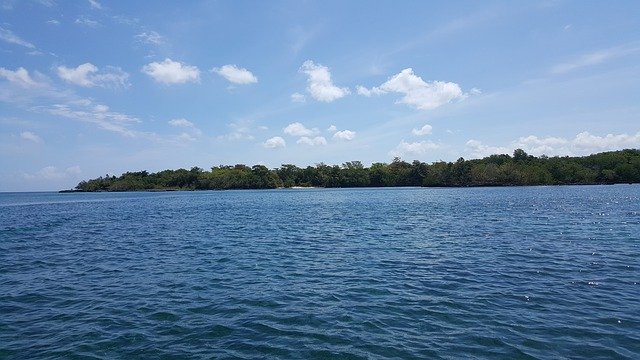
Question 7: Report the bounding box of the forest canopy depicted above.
[71,149,640,192]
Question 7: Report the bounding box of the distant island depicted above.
[66,149,640,192]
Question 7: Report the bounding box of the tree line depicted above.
[72,149,640,192]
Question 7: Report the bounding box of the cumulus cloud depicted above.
[135,31,164,45]
[465,140,510,158]
[297,136,327,146]
[412,124,433,136]
[212,64,257,84]
[513,135,569,155]
[283,122,319,137]
[333,130,356,141]
[20,131,42,143]
[264,136,286,149]
[573,131,640,151]
[291,92,306,103]
[358,68,464,110]
[513,132,640,156]
[327,125,337,132]
[467,131,640,158]
[0,27,35,48]
[299,60,350,102]
[142,58,200,84]
[57,63,129,88]
[390,140,439,157]
[0,67,43,88]
[356,85,382,97]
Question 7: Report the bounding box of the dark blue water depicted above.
[1,186,639,359]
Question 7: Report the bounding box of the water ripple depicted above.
[1,186,639,358]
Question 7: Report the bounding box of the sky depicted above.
[1,0,639,191]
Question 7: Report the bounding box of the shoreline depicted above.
[58,182,635,193]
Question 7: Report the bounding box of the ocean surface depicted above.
[1,186,639,359]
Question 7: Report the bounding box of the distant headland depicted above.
[63,149,640,192]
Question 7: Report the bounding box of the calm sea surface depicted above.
[1,186,639,359]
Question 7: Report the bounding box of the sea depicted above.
[1,186,639,359]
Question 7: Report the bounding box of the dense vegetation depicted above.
[72,149,640,191]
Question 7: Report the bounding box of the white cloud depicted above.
[333,130,356,141]
[47,100,143,138]
[551,45,640,74]
[37,0,56,7]
[356,85,370,96]
[87,66,129,88]
[513,135,569,155]
[88,0,102,9]
[168,118,194,127]
[176,132,196,142]
[212,64,257,84]
[465,139,510,158]
[327,125,337,132]
[264,136,286,149]
[57,63,95,87]
[283,122,319,137]
[356,85,383,97]
[390,140,439,157]
[299,60,350,102]
[94,104,109,112]
[573,131,640,151]
[0,66,156,141]
[412,124,433,136]
[358,68,464,110]
[20,131,42,143]
[218,121,256,141]
[141,58,200,84]
[0,27,35,49]
[57,63,129,88]
[135,31,164,45]
[168,118,201,137]
[512,132,640,156]
[75,16,99,27]
[297,136,327,146]
[291,92,306,103]
[467,131,640,158]
[46,20,60,25]
[0,67,42,88]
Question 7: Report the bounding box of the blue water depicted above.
[1,186,639,359]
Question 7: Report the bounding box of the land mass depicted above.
[68,149,640,192]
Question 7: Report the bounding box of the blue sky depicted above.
[1,0,639,191]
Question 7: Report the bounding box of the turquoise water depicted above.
[1,186,639,359]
